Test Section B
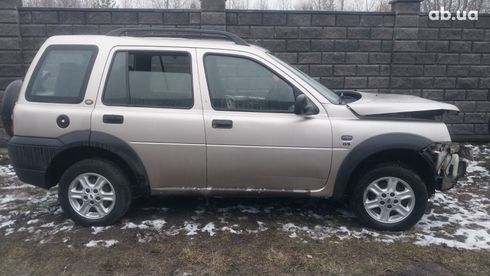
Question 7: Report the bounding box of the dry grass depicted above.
[0,232,489,275]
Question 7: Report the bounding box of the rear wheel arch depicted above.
[46,132,150,198]
[332,133,436,201]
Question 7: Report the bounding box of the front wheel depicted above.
[351,164,428,231]
[58,158,132,226]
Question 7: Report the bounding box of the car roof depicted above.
[44,35,268,53]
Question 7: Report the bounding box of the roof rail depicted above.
[105,27,249,46]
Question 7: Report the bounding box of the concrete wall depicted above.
[1,0,489,141]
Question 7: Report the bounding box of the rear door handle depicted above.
[103,114,124,124]
[212,119,233,129]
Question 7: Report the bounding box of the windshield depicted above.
[268,53,341,104]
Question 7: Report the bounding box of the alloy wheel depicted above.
[362,176,415,224]
[68,173,116,220]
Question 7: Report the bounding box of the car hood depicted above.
[344,91,459,116]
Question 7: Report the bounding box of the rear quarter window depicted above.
[26,45,98,103]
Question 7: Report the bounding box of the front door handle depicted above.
[103,114,124,124]
[212,119,233,129]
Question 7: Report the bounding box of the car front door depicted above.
[197,49,333,191]
[91,47,206,190]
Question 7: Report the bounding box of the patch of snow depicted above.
[121,219,166,232]
[184,221,199,236]
[194,208,205,214]
[40,222,55,228]
[237,205,261,214]
[85,240,119,248]
[0,165,16,177]
[0,184,32,190]
[92,226,111,235]
[201,222,216,236]
[221,224,243,234]
[0,194,18,205]
[0,220,15,229]
[5,227,15,236]
[26,219,39,225]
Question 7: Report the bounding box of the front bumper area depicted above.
[438,159,467,190]
[430,143,468,191]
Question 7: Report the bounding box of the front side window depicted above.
[204,54,298,113]
[103,51,193,109]
[26,45,97,103]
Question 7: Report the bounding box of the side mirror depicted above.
[294,94,319,115]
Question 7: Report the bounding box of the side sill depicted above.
[150,187,314,198]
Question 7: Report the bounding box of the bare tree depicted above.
[148,0,190,9]
[23,0,91,7]
[189,0,200,9]
[170,0,189,8]
[226,0,249,9]
[91,0,117,8]
[297,0,335,10]
[422,0,489,13]
[278,0,292,10]
[23,0,51,7]
[375,0,391,12]
[352,0,377,11]
[118,0,132,8]
[255,0,268,10]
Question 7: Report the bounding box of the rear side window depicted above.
[103,51,193,109]
[26,45,98,103]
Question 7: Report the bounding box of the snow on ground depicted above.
[0,145,489,250]
[85,239,119,248]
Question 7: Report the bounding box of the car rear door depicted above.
[197,49,333,191]
[91,47,206,190]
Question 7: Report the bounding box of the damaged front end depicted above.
[340,90,460,118]
[425,143,468,191]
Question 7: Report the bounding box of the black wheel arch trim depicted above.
[332,133,434,200]
[8,131,149,196]
[88,131,149,197]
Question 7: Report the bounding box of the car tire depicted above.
[58,158,132,226]
[1,79,22,137]
[350,164,428,231]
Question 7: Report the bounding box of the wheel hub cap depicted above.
[362,176,415,224]
[68,173,116,220]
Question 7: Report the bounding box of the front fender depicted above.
[332,133,433,200]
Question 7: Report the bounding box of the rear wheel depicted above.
[351,164,428,231]
[58,158,131,226]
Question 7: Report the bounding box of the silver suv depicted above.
[2,29,467,230]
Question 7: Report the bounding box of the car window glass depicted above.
[26,46,96,103]
[103,51,193,109]
[104,52,127,105]
[204,54,297,113]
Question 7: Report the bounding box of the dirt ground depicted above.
[0,145,489,275]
